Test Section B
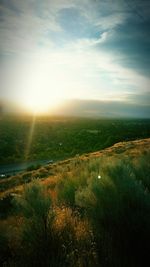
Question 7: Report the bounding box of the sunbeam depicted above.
[24,115,36,161]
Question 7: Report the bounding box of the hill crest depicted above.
[0,138,150,198]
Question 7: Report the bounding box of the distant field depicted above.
[0,115,150,164]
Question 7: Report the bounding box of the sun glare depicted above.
[23,91,62,114]
[17,49,118,115]
[19,56,66,115]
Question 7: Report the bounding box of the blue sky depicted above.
[0,0,150,117]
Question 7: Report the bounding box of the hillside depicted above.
[0,137,150,198]
[0,138,150,267]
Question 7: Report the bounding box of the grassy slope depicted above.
[0,138,150,267]
[0,137,149,198]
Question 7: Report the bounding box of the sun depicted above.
[22,88,62,115]
[19,58,64,115]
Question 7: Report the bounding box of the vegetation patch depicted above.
[0,139,150,267]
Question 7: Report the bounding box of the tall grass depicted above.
[1,151,150,267]
[75,156,150,267]
[56,153,150,266]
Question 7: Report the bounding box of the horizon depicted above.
[1,98,150,119]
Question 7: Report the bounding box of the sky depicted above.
[0,0,150,117]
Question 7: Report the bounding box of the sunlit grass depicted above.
[0,139,150,267]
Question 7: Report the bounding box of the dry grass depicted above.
[1,138,150,199]
[0,138,150,267]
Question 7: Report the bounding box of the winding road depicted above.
[0,159,53,177]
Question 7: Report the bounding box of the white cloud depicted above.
[0,0,149,108]
[1,43,149,106]
[95,13,127,30]
[0,1,62,55]
[0,0,129,55]
[64,31,109,51]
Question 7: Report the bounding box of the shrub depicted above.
[132,153,150,191]
[54,207,98,267]
[13,180,57,266]
[76,157,150,267]
[11,180,97,267]
[57,176,77,206]
[56,165,89,207]
[26,164,41,171]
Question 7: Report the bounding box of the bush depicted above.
[76,157,150,267]
[1,150,150,267]
[132,153,150,191]
[26,164,41,171]
[53,207,97,267]
[57,177,77,206]
[10,180,97,267]
[13,180,57,267]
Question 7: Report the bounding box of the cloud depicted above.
[1,41,149,109]
[57,98,150,118]
[95,13,127,30]
[96,19,150,77]
[0,0,62,55]
[0,0,149,114]
[0,0,128,55]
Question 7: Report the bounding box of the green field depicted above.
[0,115,150,164]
